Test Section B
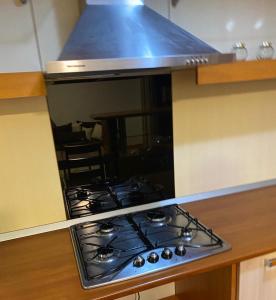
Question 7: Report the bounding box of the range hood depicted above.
[46,0,234,81]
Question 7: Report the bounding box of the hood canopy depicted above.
[46,1,234,81]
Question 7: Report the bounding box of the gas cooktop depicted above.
[70,205,231,289]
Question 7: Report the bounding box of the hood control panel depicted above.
[185,57,209,66]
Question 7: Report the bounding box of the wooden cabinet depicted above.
[0,0,41,72]
[239,251,276,300]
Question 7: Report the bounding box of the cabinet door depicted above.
[0,0,41,72]
[239,252,276,300]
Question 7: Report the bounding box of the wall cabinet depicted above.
[32,0,79,70]
[0,0,41,72]
[0,0,79,73]
[239,251,276,300]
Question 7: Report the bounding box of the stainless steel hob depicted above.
[70,205,231,289]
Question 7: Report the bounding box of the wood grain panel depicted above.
[2,185,276,300]
[231,264,238,300]
[174,264,237,300]
[0,72,46,99]
[197,60,276,85]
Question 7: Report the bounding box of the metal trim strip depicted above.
[1,178,276,242]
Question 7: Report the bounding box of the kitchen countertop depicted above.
[1,185,276,300]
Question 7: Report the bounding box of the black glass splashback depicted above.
[47,74,174,218]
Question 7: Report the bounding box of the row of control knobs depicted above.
[185,57,209,65]
[133,245,186,267]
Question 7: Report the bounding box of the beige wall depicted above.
[0,96,66,233]
[173,69,276,197]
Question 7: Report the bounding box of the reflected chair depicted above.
[63,141,105,186]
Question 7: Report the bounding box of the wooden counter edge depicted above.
[0,72,46,99]
[197,59,276,85]
[2,185,276,300]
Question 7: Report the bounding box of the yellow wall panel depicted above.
[0,96,65,233]
[173,69,276,197]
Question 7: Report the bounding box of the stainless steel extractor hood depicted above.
[46,0,234,81]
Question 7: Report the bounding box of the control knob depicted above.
[148,252,159,263]
[133,255,145,267]
[175,244,186,256]
[161,248,173,260]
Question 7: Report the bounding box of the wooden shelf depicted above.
[160,264,237,300]
[0,72,46,99]
[197,59,276,85]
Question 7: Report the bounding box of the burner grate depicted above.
[65,177,165,218]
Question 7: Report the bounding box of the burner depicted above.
[99,223,115,235]
[147,211,166,223]
[146,211,171,226]
[96,247,115,263]
[181,228,194,241]
[76,189,90,200]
